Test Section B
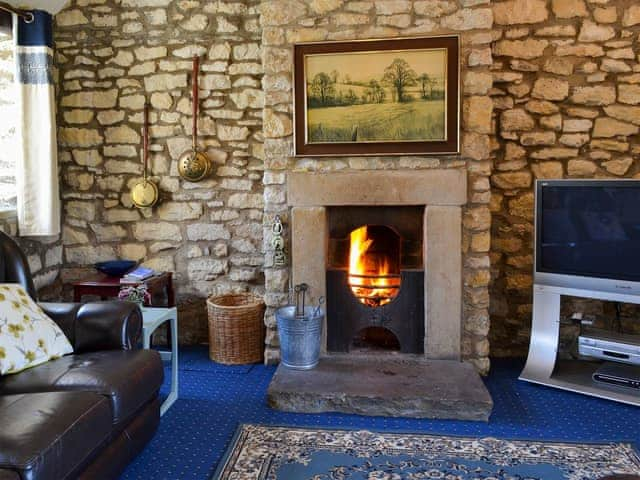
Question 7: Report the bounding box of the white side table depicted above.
[140,307,178,416]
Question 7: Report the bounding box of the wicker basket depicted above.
[207,293,266,365]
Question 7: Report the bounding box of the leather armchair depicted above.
[0,231,163,480]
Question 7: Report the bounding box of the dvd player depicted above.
[578,329,640,366]
[593,362,640,390]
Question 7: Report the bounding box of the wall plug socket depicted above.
[581,316,595,326]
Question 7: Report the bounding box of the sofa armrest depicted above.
[75,302,142,352]
[39,302,82,346]
[40,301,142,352]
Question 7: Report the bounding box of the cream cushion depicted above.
[0,284,73,375]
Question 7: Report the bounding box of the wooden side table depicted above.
[72,272,175,307]
[72,272,175,348]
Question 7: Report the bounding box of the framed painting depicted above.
[293,36,460,157]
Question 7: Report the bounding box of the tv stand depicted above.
[520,283,640,406]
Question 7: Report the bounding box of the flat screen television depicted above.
[535,179,640,295]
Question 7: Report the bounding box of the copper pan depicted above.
[178,56,211,182]
[131,101,159,208]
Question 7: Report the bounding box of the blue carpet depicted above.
[170,346,254,375]
[120,347,640,480]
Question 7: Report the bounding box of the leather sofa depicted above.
[0,231,164,480]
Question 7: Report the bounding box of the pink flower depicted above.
[118,285,151,305]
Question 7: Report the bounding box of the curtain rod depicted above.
[0,2,34,23]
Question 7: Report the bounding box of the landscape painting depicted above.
[306,49,446,143]
[294,37,460,156]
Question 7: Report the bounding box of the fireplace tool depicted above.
[276,283,325,370]
[294,283,308,318]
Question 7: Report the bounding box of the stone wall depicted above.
[260,0,496,373]
[49,0,640,361]
[489,0,640,356]
[55,0,264,343]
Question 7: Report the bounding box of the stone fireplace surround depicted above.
[288,169,466,360]
[268,168,493,420]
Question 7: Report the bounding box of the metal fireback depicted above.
[326,269,424,354]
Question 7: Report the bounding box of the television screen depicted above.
[537,181,640,282]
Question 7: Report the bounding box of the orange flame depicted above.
[348,226,397,307]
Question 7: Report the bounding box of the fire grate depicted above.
[347,272,401,307]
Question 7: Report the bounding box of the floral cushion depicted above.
[0,284,73,375]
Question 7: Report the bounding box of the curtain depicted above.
[13,10,59,236]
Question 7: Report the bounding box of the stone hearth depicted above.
[267,355,493,421]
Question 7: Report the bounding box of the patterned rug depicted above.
[212,424,640,480]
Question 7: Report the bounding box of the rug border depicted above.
[210,422,640,479]
[210,423,247,480]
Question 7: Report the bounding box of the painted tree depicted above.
[310,72,335,106]
[344,89,358,105]
[382,58,417,103]
[366,79,386,104]
[418,73,432,99]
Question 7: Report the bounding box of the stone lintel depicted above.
[425,206,462,360]
[287,170,467,207]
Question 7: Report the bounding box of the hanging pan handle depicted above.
[143,100,150,182]
[192,55,200,152]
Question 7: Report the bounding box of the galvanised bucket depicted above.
[276,305,324,370]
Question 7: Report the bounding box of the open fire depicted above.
[348,226,401,307]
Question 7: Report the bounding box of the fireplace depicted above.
[268,169,494,421]
[287,169,467,360]
[326,207,425,354]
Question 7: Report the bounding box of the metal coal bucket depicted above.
[276,305,324,370]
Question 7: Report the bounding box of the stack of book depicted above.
[120,266,156,284]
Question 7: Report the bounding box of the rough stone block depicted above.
[593,118,639,138]
[552,0,588,18]
[494,39,548,59]
[532,78,569,101]
[133,222,182,241]
[267,355,493,421]
[61,89,118,109]
[493,0,548,25]
[570,86,616,106]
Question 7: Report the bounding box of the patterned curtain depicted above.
[13,10,59,236]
